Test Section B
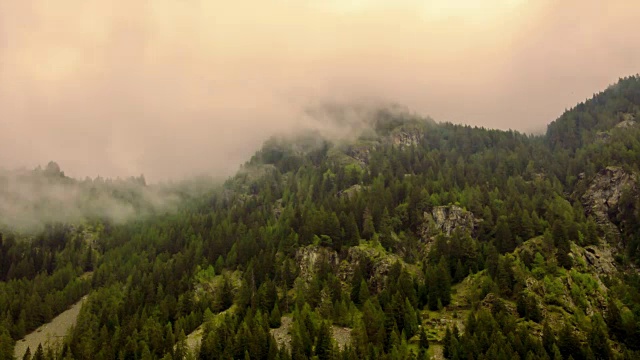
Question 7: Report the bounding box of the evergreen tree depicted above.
[553,221,572,269]
[0,327,14,360]
[362,208,375,240]
[270,303,282,328]
[33,345,44,360]
[588,314,611,360]
[22,347,32,360]
[315,321,333,360]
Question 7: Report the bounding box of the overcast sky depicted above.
[1,0,638,180]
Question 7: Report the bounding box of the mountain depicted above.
[1,76,640,360]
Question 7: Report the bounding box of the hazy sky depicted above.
[1,1,639,180]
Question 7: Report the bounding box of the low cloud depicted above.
[0,164,212,232]
[0,0,638,180]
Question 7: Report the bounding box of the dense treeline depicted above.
[0,225,92,341]
[1,76,640,359]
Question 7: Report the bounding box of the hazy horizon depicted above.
[1,0,639,181]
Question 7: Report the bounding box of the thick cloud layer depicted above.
[1,1,638,180]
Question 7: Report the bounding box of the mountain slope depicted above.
[1,76,640,359]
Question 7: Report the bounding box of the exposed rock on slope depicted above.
[390,128,421,147]
[480,293,517,316]
[343,245,412,293]
[295,244,419,293]
[581,166,638,243]
[337,184,364,200]
[595,118,636,143]
[580,244,617,277]
[345,143,376,166]
[295,246,339,282]
[270,316,351,352]
[423,205,478,238]
[615,119,636,129]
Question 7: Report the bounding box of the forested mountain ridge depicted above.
[0,161,218,233]
[2,76,640,360]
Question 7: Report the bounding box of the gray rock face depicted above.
[480,293,517,316]
[390,129,421,147]
[581,166,638,242]
[295,246,339,282]
[615,119,636,129]
[295,244,418,294]
[346,145,374,166]
[428,205,478,237]
[342,246,405,293]
[581,245,617,277]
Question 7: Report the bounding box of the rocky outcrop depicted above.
[615,119,636,129]
[342,245,406,292]
[331,326,352,350]
[270,316,292,352]
[581,166,638,243]
[337,184,364,200]
[390,129,421,147]
[270,316,352,352]
[295,244,418,294]
[480,293,517,316]
[295,246,339,282]
[346,144,375,166]
[581,245,617,277]
[423,205,478,238]
[594,116,636,143]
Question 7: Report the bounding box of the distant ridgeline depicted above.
[0,161,215,232]
[1,76,640,359]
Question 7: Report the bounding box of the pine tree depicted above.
[362,208,375,240]
[605,297,624,340]
[486,244,500,279]
[558,323,582,360]
[315,321,333,360]
[358,280,371,305]
[588,314,612,360]
[443,327,452,359]
[342,212,361,247]
[553,221,572,269]
[351,269,363,305]
[270,303,282,328]
[401,298,419,338]
[543,321,555,355]
[436,257,452,307]
[495,216,514,253]
[0,327,14,360]
[22,347,32,360]
[33,344,44,360]
[419,327,429,350]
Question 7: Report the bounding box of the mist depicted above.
[0,163,195,232]
[1,0,639,181]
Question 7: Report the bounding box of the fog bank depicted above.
[1,1,638,180]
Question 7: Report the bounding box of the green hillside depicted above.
[2,76,640,360]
